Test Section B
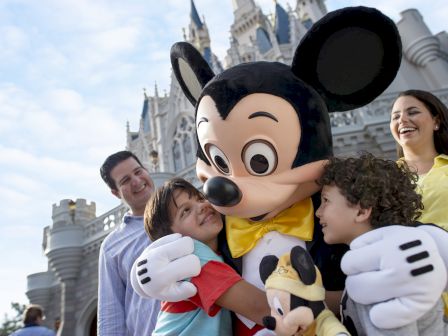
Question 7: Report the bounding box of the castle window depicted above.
[173,140,182,172]
[171,116,196,171]
[302,18,313,30]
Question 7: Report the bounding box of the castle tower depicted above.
[398,9,448,89]
[189,0,211,55]
[25,271,57,322]
[44,199,96,335]
[295,0,327,28]
[226,0,272,65]
[187,0,223,73]
[229,0,264,48]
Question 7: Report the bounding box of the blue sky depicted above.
[1,0,448,320]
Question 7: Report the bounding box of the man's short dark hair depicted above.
[100,151,144,190]
[23,304,44,325]
[317,152,423,228]
[144,178,204,241]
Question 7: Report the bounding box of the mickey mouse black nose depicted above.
[263,316,276,330]
[203,176,242,207]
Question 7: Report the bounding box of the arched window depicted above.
[171,116,196,171]
[173,140,182,172]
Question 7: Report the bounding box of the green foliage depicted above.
[0,302,26,336]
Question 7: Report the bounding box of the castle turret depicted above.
[26,271,56,313]
[189,0,211,58]
[45,199,95,335]
[398,9,448,88]
[295,0,327,27]
[26,270,60,330]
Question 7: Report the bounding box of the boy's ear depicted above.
[111,189,121,200]
[356,206,372,222]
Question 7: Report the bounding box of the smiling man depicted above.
[97,150,160,336]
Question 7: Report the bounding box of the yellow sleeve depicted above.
[315,309,350,336]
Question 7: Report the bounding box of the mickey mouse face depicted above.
[195,93,321,219]
[197,94,299,178]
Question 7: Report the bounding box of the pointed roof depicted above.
[141,88,150,119]
[256,27,273,53]
[190,0,203,29]
[141,95,149,119]
[275,2,290,44]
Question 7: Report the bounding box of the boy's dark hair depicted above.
[144,178,204,241]
[317,152,423,228]
[100,150,144,190]
[23,304,44,325]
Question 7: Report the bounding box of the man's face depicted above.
[110,157,154,216]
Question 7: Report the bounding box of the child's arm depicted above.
[325,290,343,316]
[216,279,270,326]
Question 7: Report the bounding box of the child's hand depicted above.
[130,233,201,301]
[341,225,446,329]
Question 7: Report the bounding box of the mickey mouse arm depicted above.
[341,225,447,329]
[130,233,201,301]
[418,223,448,290]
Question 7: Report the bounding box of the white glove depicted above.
[418,224,448,291]
[130,233,201,302]
[341,225,447,329]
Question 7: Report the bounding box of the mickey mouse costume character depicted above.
[131,6,448,334]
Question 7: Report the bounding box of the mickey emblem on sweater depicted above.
[260,246,349,336]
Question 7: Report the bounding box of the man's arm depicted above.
[97,245,126,336]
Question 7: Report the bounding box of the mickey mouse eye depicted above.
[242,140,277,176]
[273,296,284,316]
[206,145,231,175]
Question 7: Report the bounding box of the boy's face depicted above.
[315,184,363,245]
[169,190,223,249]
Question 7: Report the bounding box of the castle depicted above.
[25,1,448,335]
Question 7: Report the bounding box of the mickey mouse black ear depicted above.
[170,42,215,106]
[292,6,402,112]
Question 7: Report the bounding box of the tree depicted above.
[0,302,26,336]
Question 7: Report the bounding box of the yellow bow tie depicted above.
[226,198,315,258]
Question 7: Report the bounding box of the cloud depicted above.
[0,25,29,61]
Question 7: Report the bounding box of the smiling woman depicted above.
[390,89,448,318]
[390,90,448,230]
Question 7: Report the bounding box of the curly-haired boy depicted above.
[316,152,446,336]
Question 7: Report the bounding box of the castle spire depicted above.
[232,0,256,17]
[188,0,211,65]
[274,1,290,44]
[190,0,203,29]
[154,82,159,98]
